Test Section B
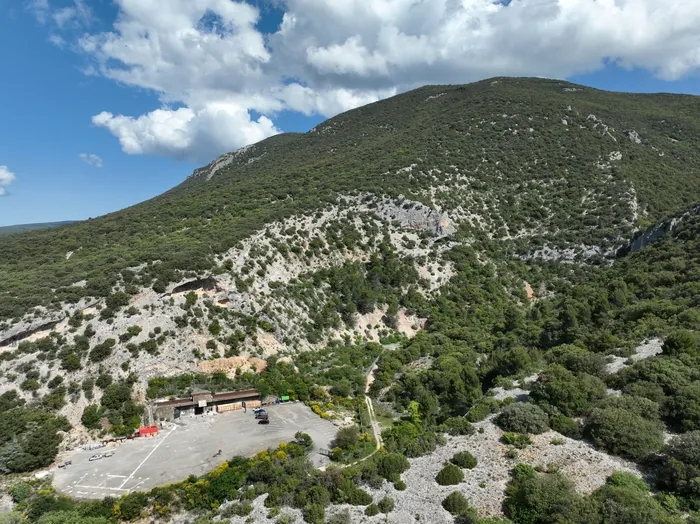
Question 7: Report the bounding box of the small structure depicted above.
[153,389,260,421]
[139,425,159,438]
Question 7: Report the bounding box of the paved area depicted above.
[54,403,338,499]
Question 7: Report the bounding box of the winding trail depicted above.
[365,360,383,452]
[319,345,396,470]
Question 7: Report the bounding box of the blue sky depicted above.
[1,0,699,227]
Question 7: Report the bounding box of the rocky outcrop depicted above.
[372,195,457,237]
[0,318,63,347]
[618,203,700,256]
[170,277,218,295]
[188,144,262,182]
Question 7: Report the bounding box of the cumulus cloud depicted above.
[92,103,278,162]
[67,0,700,162]
[0,166,17,197]
[79,153,103,168]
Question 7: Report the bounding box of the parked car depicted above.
[89,454,103,461]
[252,407,265,414]
[258,418,270,425]
[254,410,267,419]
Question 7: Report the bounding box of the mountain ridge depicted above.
[0,220,76,236]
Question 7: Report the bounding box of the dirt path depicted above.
[319,352,388,471]
[365,361,383,451]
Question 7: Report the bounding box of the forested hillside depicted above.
[1,77,700,523]
[2,77,700,321]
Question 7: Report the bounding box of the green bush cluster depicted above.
[504,464,684,524]
[450,451,477,469]
[436,463,465,486]
[496,403,550,435]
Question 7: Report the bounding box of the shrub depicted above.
[394,479,407,490]
[657,431,700,496]
[504,464,586,524]
[377,452,410,480]
[95,374,112,389]
[595,394,660,421]
[501,432,532,449]
[365,504,379,517]
[382,420,439,457]
[663,383,700,432]
[346,488,372,506]
[442,491,471,515]
[548,412,582,439]
[61,353,82,372]
[81,405,103,430]
[334,425,360,449]
[451,451,477,469]
[662,330,699,357]
[89,339,116,363]
[583,407,663,460]
[439,417,475,436]
[530,365,606,417]
[47,376,63,390]
[117,492,148,520]
[594,472,681,523]
[466,397,502,422]
[623,381,666,403]
[436,463,465,485]
[548,344,607,376]
[302,503,325,524]
[377,496,395,513]
[496,403,550,434]
[294,432,313,449]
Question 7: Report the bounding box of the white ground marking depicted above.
[119,426,175,490]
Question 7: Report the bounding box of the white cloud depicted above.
[68,0,700,162]
[0,166,17,197]
[79,153,103,168]
[29,0,92,28]
[49,34,67,48]
[53,0,91,29]
[92,103,278,162]
[27,0,50,24]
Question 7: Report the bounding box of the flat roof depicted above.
[154,389,259,408]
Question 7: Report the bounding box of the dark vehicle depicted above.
[254,410,267,419]
[258,418,270,424]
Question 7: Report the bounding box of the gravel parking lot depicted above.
[53,403,338,499]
